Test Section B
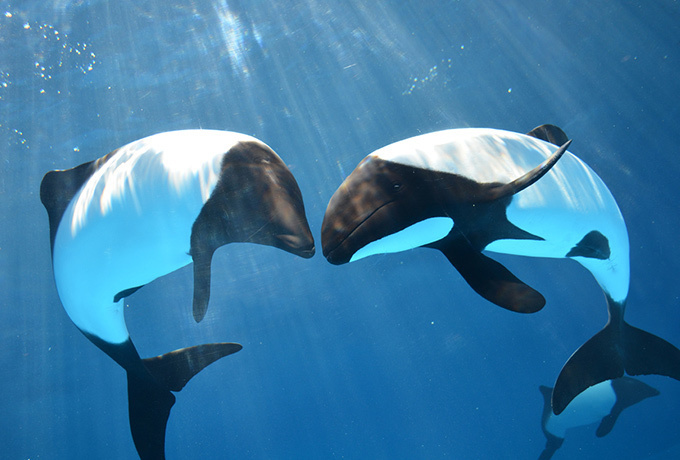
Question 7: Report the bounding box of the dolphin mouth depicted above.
[276,233,315,258]
[322,199,394,264]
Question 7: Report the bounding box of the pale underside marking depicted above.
[545,380,616,438]
[350,217,454,263]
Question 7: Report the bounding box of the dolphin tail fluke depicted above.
[552,321,623,415]
[127,373,176,460]
[621,323,680,380]
[142,342,243,391]
[552,321,680,415]
[595,377,659,438]
[127,343,242,459]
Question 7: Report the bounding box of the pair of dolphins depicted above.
[41,125,680,459]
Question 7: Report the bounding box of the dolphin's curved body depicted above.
[321,125,680,414]
[41,129,315,459]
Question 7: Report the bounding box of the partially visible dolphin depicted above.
[40,129,315,459]
[538,377,659,460]
[321,124,680,414]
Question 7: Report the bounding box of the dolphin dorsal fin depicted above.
[482,139,571,202]
[527,124,569,146]
[41,161,97,253]
[40,149,118,252]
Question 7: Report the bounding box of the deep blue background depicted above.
[1,0,679,458]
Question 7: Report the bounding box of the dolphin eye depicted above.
[392,183,402,191]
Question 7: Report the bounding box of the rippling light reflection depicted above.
[213,0,264,77]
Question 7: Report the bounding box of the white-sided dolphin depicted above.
[40,129,315,459]
[538,377,659,459]
[321,124,680,414]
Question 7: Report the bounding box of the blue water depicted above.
[1,0,679,458]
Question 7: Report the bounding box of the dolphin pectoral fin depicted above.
[113,285,145,303]
[191,249,215,323]
[483,139,572,201]
[432,237,545,313]
[142,342,243,392]
[526,124,569,147]
[190,194,231,323]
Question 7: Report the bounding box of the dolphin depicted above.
[538,377,659,459]
[321,124,680,414]
[40,129,315,459]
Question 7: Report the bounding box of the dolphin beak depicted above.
[276,233,315,258]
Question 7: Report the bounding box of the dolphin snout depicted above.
[276,233,315,258]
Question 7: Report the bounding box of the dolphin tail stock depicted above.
[552,314,680,416]
[126,342,243,459]
[538,437,563,460]
[537,385,564,460]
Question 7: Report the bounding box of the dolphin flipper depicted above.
[128,342,242,459]
[553,319,680,415]
[189,192,230,323]
[431,234,545,313]
[191,249,215,323]
[114,285,145,303]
